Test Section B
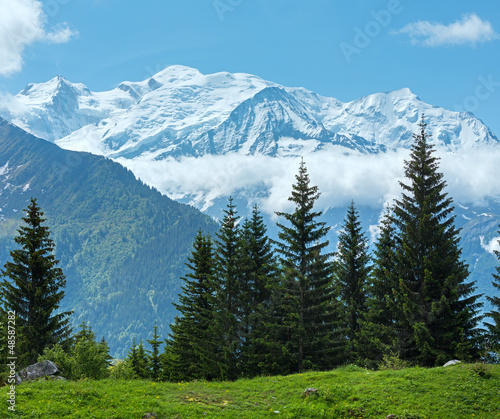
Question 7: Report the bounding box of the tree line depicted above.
[163,118,498,380]
[0,117,499,382]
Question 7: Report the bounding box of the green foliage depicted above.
[38,323,111,380]
[333,201,371,364]
[166,231,218,381]
[147,322,162,381]
[108,359,135,380]
[377,353,411,371]
[1,364,499,418]
[274,159,339,373]
[238,205,279,377]
[126,339,150,379]
[0,121,218,358]
[209,198,242,380]
[0,198,72,366]
[390,117,483,366]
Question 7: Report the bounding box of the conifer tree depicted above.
[333,201,371,364]
[391,117,482,366]
[0,198,72,365]
[238,205,279,376]
[128,339,149,379]
[212,197,241,380]
[166,231,216,381]
[361,206,399,365]
[485,230,500,352]
[274,159,338,373]
[147,322,162,381]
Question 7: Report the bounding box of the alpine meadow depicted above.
[1,1,500,418]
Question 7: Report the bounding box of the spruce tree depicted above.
[485,230,500,352]
[391,117,482,366]
[212,197,241,380]
[166,231,216,381]
[0,198,72,365]
[127,338,149,379]
[333,201,371,364]
[361,206,399,366]
[238,205,279,376]
[274,159,338,373]
[147,322,162,381]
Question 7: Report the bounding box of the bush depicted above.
[109,360,136,380]
[38,323,111,380]
[378,353,410,371]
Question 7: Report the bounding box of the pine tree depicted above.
[485,229,500,352]
[274,159,338,373]
[391,117,482,366]
[166,231,216,381]
[238,205,279,376]
[147,322,162,381]
[333,201,371,364]
[0,198,72,365]
[212,197,241,380]
[361,206,399,366]
[127,339,149,379]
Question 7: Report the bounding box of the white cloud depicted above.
[116,145,500,219]
[396,14,498,47]
[0,0,78,76]
[480,236,500,255]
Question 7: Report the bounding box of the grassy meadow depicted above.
[1,363,499,418]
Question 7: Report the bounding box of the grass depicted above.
[0,363,499,418]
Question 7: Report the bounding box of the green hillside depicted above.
[1,364,499,418]
[0,119,218,357]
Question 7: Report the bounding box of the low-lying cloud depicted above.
[0,0,78,76]
[117,145,500,218]
[396,14,498,47]
[480,236,500,255]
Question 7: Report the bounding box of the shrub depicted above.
[378,353,410,371]
[38,323,111,380]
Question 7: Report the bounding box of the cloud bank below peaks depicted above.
[116,145,500,217]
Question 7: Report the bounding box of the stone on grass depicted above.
[443,360,461,367]
[16,360,63,384]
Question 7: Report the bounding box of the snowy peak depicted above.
[1,65,498,158]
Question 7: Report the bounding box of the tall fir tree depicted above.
[391,116,482,366]
[238,205,279,376]
[333,201,371,364]
[212,197,242,380]
[274,159,339,373]
[485,229,500,352]
[361,206,399,366]
[165,230,216,381]
[0,198,72,365]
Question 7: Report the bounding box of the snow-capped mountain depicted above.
[1,66,499,317]
[1,65,498,161]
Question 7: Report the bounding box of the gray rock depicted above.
[443,360,461,367]
[16,360,61,384]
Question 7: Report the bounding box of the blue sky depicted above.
[1,0,500,135]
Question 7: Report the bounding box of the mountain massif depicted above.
[1,65,499,350]
[0,118,217,357]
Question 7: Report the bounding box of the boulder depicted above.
[443,360,461,367]
[16,360,63,384]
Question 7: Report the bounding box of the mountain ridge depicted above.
[2,65,497,162]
